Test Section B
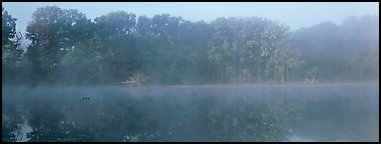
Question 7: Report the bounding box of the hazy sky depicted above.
[2,2,379,34]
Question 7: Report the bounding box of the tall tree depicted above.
[93,11,141,83]
[293,15,379,82]
[208,18,235,83]
[2,7,24,84]
[25,6,92,84]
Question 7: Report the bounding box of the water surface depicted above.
[2,83,379,142]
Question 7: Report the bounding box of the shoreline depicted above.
[2,81,379,90]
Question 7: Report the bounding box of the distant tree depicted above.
[177,20,212,83]
[61,37,107,84]
[94,11,136,39]
[239,17,269,83]
[259,20,295,83]
[340,15,379,81]
[208,18,236,83]
[305,66,319,83]
[2,7,24,84]
[4,5,378,86]
[25,6,92,84]
[2,7,17,53]
[92,11,139,83]
[294,15,379,82]
[208,17,298,84]
[136,14,201,84]
[293,21,343,81]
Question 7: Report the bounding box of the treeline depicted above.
[2,6,379,86]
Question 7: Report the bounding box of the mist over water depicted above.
[2,84,379,142]
[2,2,379,142]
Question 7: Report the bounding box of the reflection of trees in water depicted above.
[207,95,301,142]
[2,112,20,142]
[2,101,26,142]
[2,93,300,142]
[292,93,379,142]
[2,86,378,142]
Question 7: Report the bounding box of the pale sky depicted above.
[2,2,380,34]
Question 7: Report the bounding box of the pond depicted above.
[2,84,379,142]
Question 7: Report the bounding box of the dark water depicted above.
[2,84,379,142]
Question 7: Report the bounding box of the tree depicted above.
[2,7,17,54]
[293,21,343,81]
[136,14,200,84]
[340,15,379,81]
[61,37,107,84]
[93,11,146,83]
[208,17,297,84]
[5,5,378,86]
[208,18,236,83]
[2,7,24,84]
[94,11,136,39]
[305,66,319,83]
[25,5,92,84]
[177,20,212,83]
[293,15,379,82]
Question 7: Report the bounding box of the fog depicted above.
[2,84,379,141]
[2,2,379,142]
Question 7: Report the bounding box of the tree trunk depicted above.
[281,63,284,84]
[221,64,224,84]
[207,60,210,82]
[257,65,261,83]
[239,60,242,83]
[286,67,289,82]
[274,68,276,83]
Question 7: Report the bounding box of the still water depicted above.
[2,84,379,142]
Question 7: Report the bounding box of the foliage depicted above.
[2,7,24,85]
[1,6,379,85]
[25,5,92,84]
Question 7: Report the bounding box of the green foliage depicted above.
[2,85,378,142]
[2,107,24,142]
[207,96,299,142]
[2,7,24,85]
[2,87,305,142]
[2,7,17,51]
[207,17,300,83]
[293,16,379,81]
[61,37,107,84]
[305,66,319,81]
[25,5,92,84]
[2,5,378,85]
